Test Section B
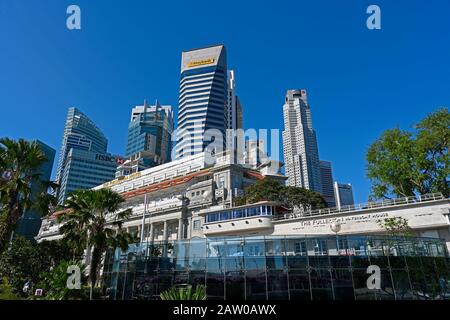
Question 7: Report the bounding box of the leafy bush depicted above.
[160,285,206,300]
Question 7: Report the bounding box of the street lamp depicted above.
[330,222,341,255]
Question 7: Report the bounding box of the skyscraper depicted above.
[56,107,123,204]
[319,160,336,207]
[176,45,228,159]
[15,140,55,241]
[226,70,244,162]
[334,182,355,209]
[122,100,174,173]
[282,89,322,193]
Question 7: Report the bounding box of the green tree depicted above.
[0,237,73,296]
[366,108,450,199]
[59,189,135,288]
[0,138,58,253]
[160,284,207,300]
[235,178,327,210]
[37,260,87,300]
[377,217,412,238]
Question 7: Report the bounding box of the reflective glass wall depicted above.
[102,236,450,300]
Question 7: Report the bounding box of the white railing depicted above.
[273,193,446,221]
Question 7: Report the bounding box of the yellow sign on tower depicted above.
[187,58,215,68]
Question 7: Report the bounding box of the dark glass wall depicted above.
[102,235,450,300]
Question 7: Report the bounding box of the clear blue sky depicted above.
[1,0,449,203]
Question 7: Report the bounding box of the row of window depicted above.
[205,206,274,223]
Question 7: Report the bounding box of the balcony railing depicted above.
[273,193,447,221]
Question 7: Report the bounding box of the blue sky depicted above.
[1,0,449,203]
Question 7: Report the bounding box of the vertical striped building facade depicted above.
[176,45,228,159]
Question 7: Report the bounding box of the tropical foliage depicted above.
[0,237,73,296]
[0,138,58,253]
[234,178,327,210]
[160,285,207,300]
[36,260,87,300]
[377,217,412,238]
[59,188,135,287]
[366,108,449,199]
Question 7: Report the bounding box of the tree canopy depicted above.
[235,178,327,211]
[366,108,450,199]
[0,138,58,253]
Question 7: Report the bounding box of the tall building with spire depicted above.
[226,70,244,163]
[282,89,322,193]
[175,45,228,159]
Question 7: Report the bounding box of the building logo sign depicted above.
[187,58,215,68]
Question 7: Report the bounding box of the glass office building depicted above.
[175,45,228,159]
[125,101,174,168]
[56,107,122,203]
[103,235,450,300]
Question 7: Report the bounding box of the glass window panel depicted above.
[309,255,330,269]
[287,256,308,269]
[173,240,190,260]
[330,255,350,268]
[331,269,355,300]
[388,256,407,269]
[288,269,311,300]
[373,269,395,300]
[225,257,244,272]
[133,271,158,300]
[225,271,245,300]
[352,268,376,300]
[189,271,206,287]
[369,255,390,269]
[351,255,371,269]
[173,271,190,286]
[156,272,173,294]
[265,238,285,256]
[244,257,266,271]
[206,258,224,273]
[391,269,413,300]
[267,270,289,300]
[246,270,267,300]
[206,272,225,300]
[174,259,188,271]
[310,268,333,300]
[266,256,286,270]
[407,268,428,300]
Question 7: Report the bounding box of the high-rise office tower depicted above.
[56,107,123,204]
[176,45,228,159]
[121,100,174,175]
[334,182,355,209]
[15,140,55,241]
[319,160,336,207]
[282,89,322,193]
[226,70,244,162]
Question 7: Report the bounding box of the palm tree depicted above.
[0,138,57,253]
[59,188,135,290]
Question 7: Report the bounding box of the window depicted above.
[295,241,307,256]
[193,220,201,230]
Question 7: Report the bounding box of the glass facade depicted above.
[102,235,450,300]
[125,104,173,165]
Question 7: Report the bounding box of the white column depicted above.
[187,217,192,239]
[178,219,183,240]
[163,221,168,241]
[149,223,154,242]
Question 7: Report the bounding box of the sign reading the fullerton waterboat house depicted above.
[298,212,389,228]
